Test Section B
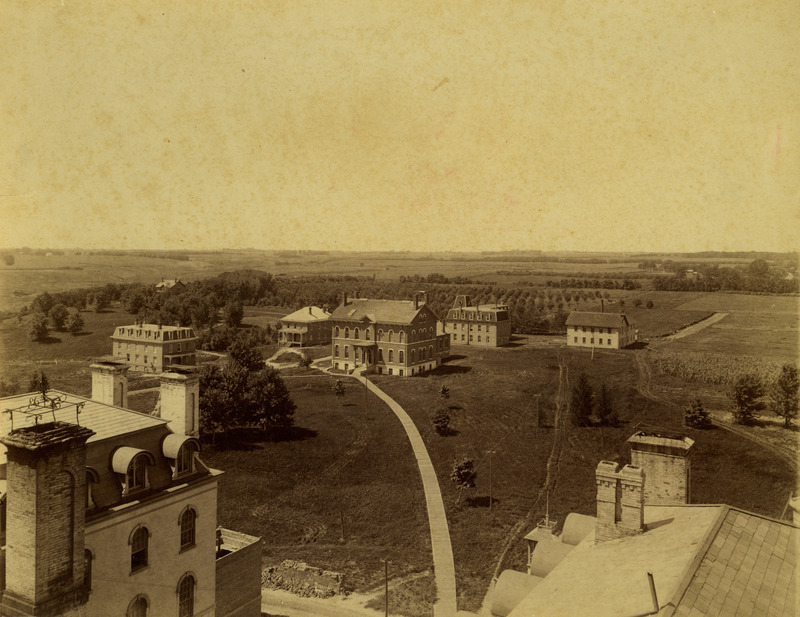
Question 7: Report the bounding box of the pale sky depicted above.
[1,1,798,253]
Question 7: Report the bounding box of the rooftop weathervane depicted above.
[2,390,85,431]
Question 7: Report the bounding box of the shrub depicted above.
[683,399,712,429]
[430,407,451,435]
[770,364,799,427]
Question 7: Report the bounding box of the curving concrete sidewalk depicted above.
[353,373,458,617]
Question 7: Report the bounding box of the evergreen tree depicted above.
[595,382,616,426]
[570,372,594,426]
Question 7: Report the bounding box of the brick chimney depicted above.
[1,421,95,617]
[595,461,645,543]
[90,362,129,408]
[342,291,348,306]
[628,432,694,505]
[158,371,200,437]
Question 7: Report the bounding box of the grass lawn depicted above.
[201,373,434,617]
[372,344,796,612]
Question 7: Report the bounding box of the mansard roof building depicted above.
[0,363,261,617]
[329,293,450,377]
[444,294,512,347]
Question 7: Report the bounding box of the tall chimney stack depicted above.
[158,371,200,437]
[342,291,348,306]
[91,362,129,408]
[1,422,95,616]
[595,461,645,543]
[628,432,694,505]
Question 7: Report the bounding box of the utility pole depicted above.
[487,449,496,512]
[381,558,390,617]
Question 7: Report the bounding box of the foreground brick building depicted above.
[329,293,450,376]
[0,363,261,617]
[444,295,512,347]
[111,323,198,372]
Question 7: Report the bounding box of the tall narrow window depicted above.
[84,549,93,591]
[178,575,195,617]
[180,508,196,551]
[365,329,371,340]
[389,350,394,363]
[399,351,404,364]
[127,596,148,617]
[354,327,360,339]
[344,327,350,338]
[129,455,147,492]
[399,331,405,343]
[131,527,149,572]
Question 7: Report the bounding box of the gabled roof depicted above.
[155,278,184,288]
[506,505,798,617]
[280,306,331,323]
[565,311,630,328]
[329,298,437,325]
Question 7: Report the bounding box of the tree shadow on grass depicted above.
[430,364,471,376]
[70,331,92,337]
[36,336,62,344]
[435,426,460,437]
[627,341,649,350]
[465,495,499,508]
[206,425,318,450]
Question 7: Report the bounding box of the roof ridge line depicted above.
[660,504,730,616]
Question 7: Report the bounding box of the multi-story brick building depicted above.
[444,295,512,347]
[565,311,637,349]
[0,363,261,617]
[329,293,450,376]
[278,306,331,347]
[111,324,198,372]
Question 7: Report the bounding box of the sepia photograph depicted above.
[1,2,798,616]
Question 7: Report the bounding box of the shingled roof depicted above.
[565,311,631,328]
[329,298,434,324]
[280,306,331,323]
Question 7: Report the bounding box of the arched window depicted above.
[334,345,339,358]
[389,350,394,363]
[335,326,340,337]
[411,330,416,342]
[388,330,394,343]
[177,443,197,475]
[130,526,149,572]
[178,574,195,617]
[126,595,148,617]
[378,348,384,362]
[399,351,404,364]
[411,349,416,363]
[179,508,197,551]
[365,328,371,340]
[429,345,434,359]
[399,331,405,343]
[84,549,93,591]
[129,455,147,491]
[344,327,350,338]
[378,329,383,341]
[354,327,360,339]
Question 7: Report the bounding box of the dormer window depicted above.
[162,434,201,479]
[112,448,155,496]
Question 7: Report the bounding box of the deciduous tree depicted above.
[28,313,49,341]
[730,374,765,425]
[430,407,451,435]
[332,380,346,404]
[66,311,85,335]
[770,364,799,427]
[450,457,476,503]
[48,303,69,331]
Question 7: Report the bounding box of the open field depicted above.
[201,373,434,617]
[651,295,798,362]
